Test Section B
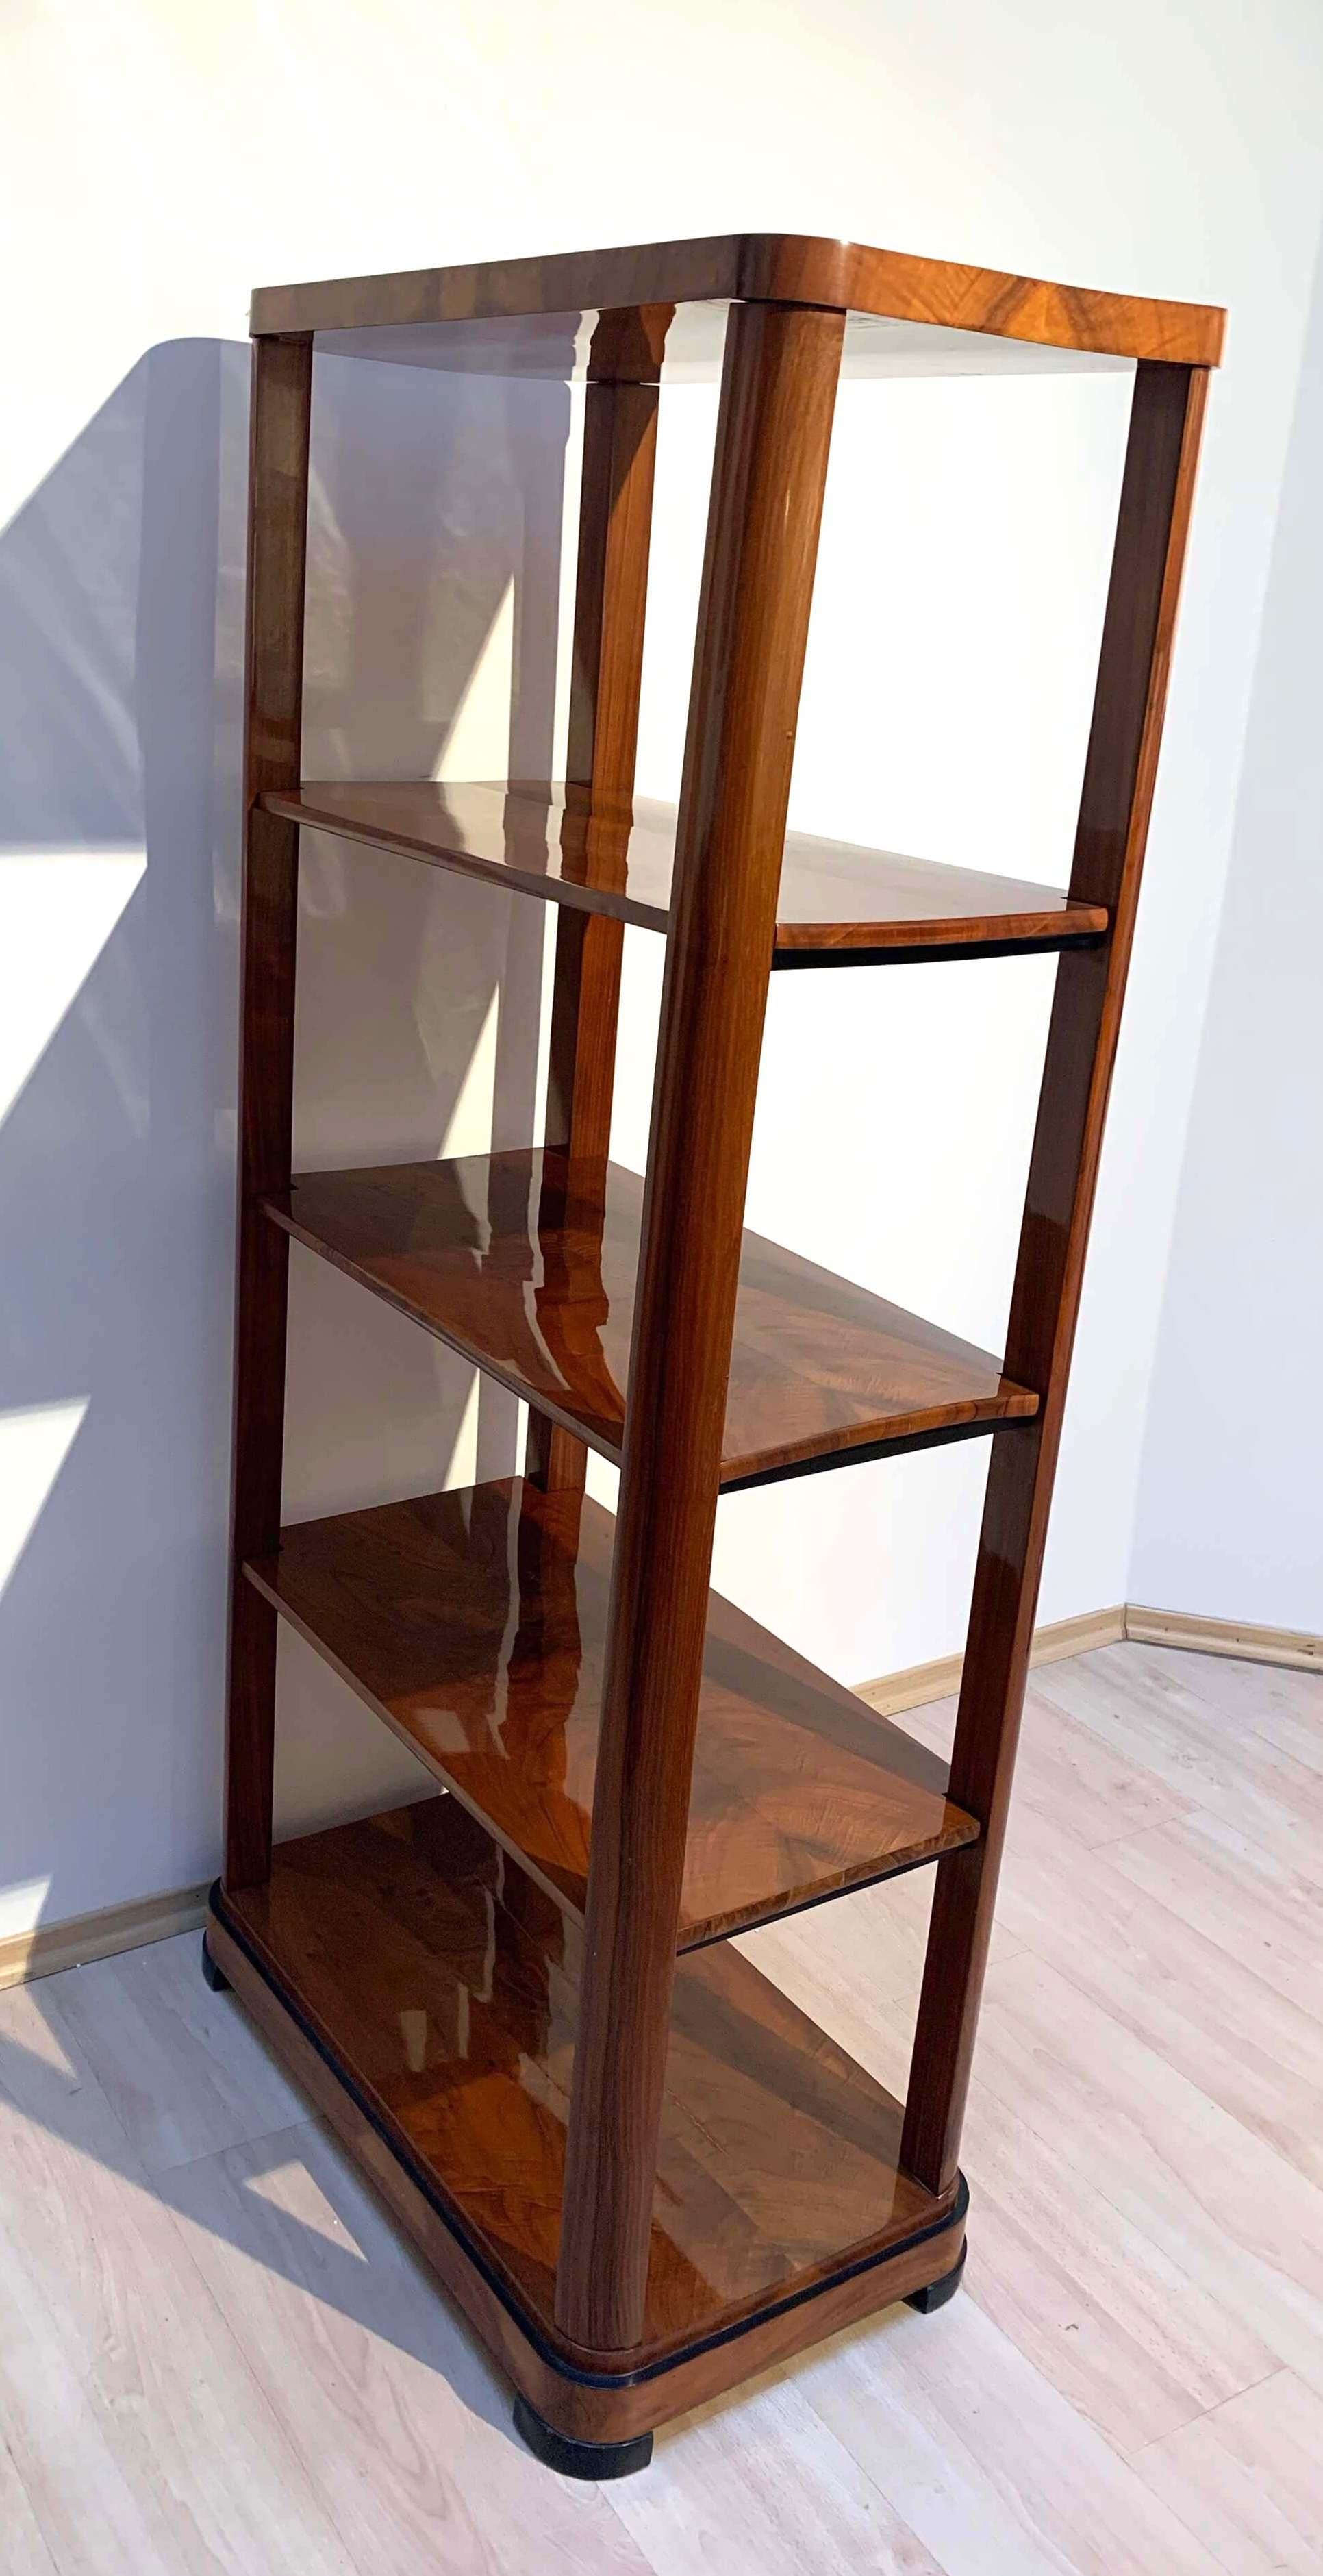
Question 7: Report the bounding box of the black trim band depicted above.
[771,931,1106,971]
[721,1410,1034,1495]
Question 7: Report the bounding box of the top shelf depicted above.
[265,781,1109,962]
[251,232,1226,372]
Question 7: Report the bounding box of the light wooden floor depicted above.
[2,1640,1322,2573]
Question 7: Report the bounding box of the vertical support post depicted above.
[555,300,844,2351]
[224,333,313,1891]
[901,360,1209,2194]
[526,305,671,1498]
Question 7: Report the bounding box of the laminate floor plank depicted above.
[1133,2367,1323,2573]
[1130,1640,1322,1734]
[1031,1646,1323,1881]
[970,1948,1323,2397]
[614,2371,946,2576]
[0,2425,60,2576]
[161,2118,653,2576]
[738,1862,1024,2098]
[900,1677,1198,1851]
[743,1889,1276,2457]
[986,1803,1323,2183]
[796,2294,1222,2575]
[1106,1803,1323,2019]
[0,1984,358,2576]
[41,1927,305,2172]
[1,1642,1320,2574]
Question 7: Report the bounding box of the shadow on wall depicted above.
[0,336,570,1936]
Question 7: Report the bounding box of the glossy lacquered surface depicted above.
[902,362,1212,2195]
[250,231,1225,366]
[225,332,312,1894]
[221,1795,950,2361]
[264,1148,1037,1485]
[246,1476,977,1947]
[265,779,1109,958]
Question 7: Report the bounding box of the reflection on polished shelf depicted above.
[213,232,1221,2479]
[263,777,1112,960]
[244,1475,979,1946]
[264,1149,1040,1484]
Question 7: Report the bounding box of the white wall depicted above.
[1,0,1321,1937]
[1130,238,1323,1634]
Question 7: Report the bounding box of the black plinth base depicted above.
[200,1934,231,1993]
[512,2392,653,2479]
[904,2235,967,2313]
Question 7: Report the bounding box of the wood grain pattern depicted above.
[244,1475,977,1947]
[900,362,1211,2196]
[263,778,1110,958]
[219,226,1218,2453]
[214,1797,955,2373]
[264,1149,1036,1484]
[1133,2367,1323,2570]
[163,2121,655,2573]
[0,1973,355,2574]
[249,232,1224,367]
[225,332,312,1892]
[555,300,847,2352]
[542,397,658,1160]
[14,1638,1313,2546]
[204,1896,964,2453]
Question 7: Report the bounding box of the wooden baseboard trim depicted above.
[1124,1603,1322,1672]
[1,1601,1315,1996]
[857,1604,1128,1717]
[0,1882,210,1995]
[858,1597,1322,1719]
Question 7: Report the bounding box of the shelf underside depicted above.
[264,780,1109,961]
[220,1795,954,2362]
[312,303,1135,384]
[265,1149,1038,1486]
[247,1476,977,1948]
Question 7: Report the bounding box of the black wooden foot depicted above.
[905,2237,967,2313]
[201,1934,231,1993]
[512,2392,653,2479]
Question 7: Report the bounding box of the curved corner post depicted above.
[900,360,1210,2195]
[224,332,313,1892]
[554,299,845,2351]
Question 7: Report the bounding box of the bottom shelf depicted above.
[215,1795,961,2387]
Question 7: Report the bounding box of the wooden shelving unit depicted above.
[210,232,1222,2477]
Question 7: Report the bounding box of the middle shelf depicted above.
[265,1148,1038,1488]
[246,1475,979,1948]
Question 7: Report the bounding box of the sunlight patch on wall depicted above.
[0,851,146,1128]
[436,981,501,1161]
[444,1372,482,1490]
[431,575,514,781]
[0,1399,89,1602]
[0,1877,53,1944]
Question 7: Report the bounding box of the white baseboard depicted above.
[1,1603,1317,1995]
[0,1882,210,1995]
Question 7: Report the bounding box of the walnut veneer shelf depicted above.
[264,1149,1038,1486]
[266,779,1110,962]
[246,1476,978,1949]
[221,232,1218,2471]
[210,1797,959,2377]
